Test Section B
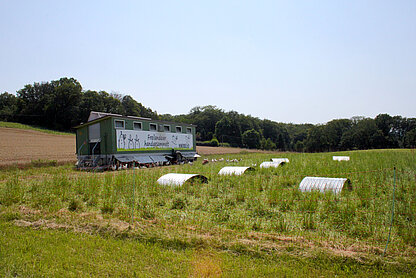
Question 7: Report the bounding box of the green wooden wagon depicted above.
[74,111,197,169]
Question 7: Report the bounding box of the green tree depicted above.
[375,113,396,147]
[260,137,276,150]
[261,120,290,150]
[101,91,123,114]
[340,118,387,150]
[0,92,17,121]
[48,77,83,130]
[242,129,261,149]
[239,114,260,134]
[305,125,328,152]
[261,119,278,142]
[324,119,352,151]
[286,123,312,150]
[189,105,224,141]
[375,113,393,137]
[390,116,416,147]
[275,124,290,150]
[16,81,55,127]
[215,112,242,147]
[15,77,83,130]
[122,95,142,116]
[79,90,106,122]
[404,128,416,148]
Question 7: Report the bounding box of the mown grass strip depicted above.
[0,221,412,277]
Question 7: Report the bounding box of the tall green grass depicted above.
[0,149,415,262]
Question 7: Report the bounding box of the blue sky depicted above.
[1,1,415,124]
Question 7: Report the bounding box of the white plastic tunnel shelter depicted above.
[157,173,208,186]
[260,158,289,168]
[299,177,351,194]
[333,156,350,161]
[260,161,284,168]
[218,166,254,176]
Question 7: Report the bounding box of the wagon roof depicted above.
[73,112,196,129]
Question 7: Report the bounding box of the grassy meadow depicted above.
[0,121,74,136]
[0,149,415,276]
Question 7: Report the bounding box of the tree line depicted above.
[161,105,416,151]
[0,77,157,131]
[1,77,415,151]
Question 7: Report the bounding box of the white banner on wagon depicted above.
[116,130,193,151]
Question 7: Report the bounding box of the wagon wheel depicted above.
[176,151,183,163]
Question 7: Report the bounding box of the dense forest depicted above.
[1,77,415,152]
[160,106,416,151]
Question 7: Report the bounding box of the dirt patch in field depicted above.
[191,251,223,278]
[196,146,277,155]
[0,127,76,165]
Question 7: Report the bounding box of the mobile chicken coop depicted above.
[75,111,197,169]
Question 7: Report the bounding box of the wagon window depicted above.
[176,126,182,133]
[88,123,101,142]
[133,122,142,130]
[164,125,171,132]
[186,127,192,134]
[115,120,124,129]
[150,123,157,131]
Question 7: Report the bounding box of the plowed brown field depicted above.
[0,127,269,166]
[0,128,76,165]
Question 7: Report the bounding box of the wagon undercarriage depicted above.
[77,151,197,171]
